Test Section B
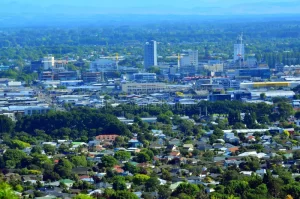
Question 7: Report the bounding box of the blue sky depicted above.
[1,0,300,15]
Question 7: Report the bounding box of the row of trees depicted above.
[0,99,294,141]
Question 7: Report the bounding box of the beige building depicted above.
[204,64,224,72]
[180,50,198,67]
[122,83,167,94]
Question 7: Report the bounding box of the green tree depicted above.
[43,144,56,155]
[73,194,95,199]
[123,162,139,174]
[225,180,249,197]
[113,176,127,191]
[228,110,241,126]
[295,111,300,119]
[54,159,73,178]
[100,156,117,168]
[136,152,150,163]
[213,128,224,138]
[263,170,283,198]
[10,139,31,149]
[158,185,172,199]
[0,115,14,135]
[0,182,18,199]
[157,114,172,124]
[244,112,256,128]
[145,177,160,192]
[70,156,87,167]
[31,146,42,154]
[283,183,300,199]
[178,120,194,135]
[293,150,300,159]
[113,191,139,199]
[260,93,266,100]
[0,182,19,199]
[133,174,150,185]
[277,102,294,120]
[148,66,161,75]
[114,151,131,161]
[3,149,26,168]
[103,188,116,198]
[173,183,200,197]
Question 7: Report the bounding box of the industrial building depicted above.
[122,82,166,94]
[237,68,271,79]
[240,82,299,89]
[133,73,157,82]
[209,94,231,102]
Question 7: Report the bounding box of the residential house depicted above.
[95,134,119,142]
[183,144,194,152]
[224,159,243,168]
[224,132,240,144]
[128,138,143,148]
[59,179,74,188]
[198,143,213,151]
[168,138,181,146]
[166,144,179,152]
[170,182,184,191]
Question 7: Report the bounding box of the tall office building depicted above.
[180,50,198,67]
[234,34,245,62]
[42,55,55,70]
[144,40,157,69]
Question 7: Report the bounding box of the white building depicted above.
[42,55,55,70]
[181,50,198,67]
[234,34,245,62]
[203,64,223,72]
[122,82,167,94]
[7,81,22,87]
[133,73,157,82]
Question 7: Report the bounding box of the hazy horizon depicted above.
[1,0,300,15]
[0,0,300,27]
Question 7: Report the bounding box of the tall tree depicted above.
[0,115,14,135]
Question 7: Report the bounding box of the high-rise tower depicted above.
[234,33,245,63]
[144,40,157,69]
